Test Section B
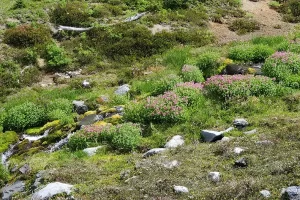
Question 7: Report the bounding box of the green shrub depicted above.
[45,44,71,70]
[47,109,74,125]
[204,75,284,101]
[269,1,281,10]
[0,131,18,153]
[111,123,141,152]
[4,102,46,131]
[163,0,189,9]
[4,24,51,47]
[0,61,21,88]
[196,51,221,78]
[174,82,204,105]
[181,65,205,83]
[229,18,260,35]
[0,164,8,188]
[12,0,26,9]
[51,1,92,27]
[251,36,289,49]
[163,47,191,70]
[228,44,274,63]
[46,98,73,114]
[289,0,300,17]
[67,134,88,151]
[262,51,300,88]
[124,101,147,123]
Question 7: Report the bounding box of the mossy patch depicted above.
[104,114,123,125]
[0,131,18,153]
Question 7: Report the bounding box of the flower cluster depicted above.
[204,75,280,100]
[145,91,188,122]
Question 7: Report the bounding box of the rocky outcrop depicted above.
[32,182,73,200]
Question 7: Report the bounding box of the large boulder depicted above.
[165,135,184,148]
[201,130,223,142]
[143,148,166,158]
[1,181,25,200]
[31,182,73,200]
[72,100,88,115]
[281,186,300,200]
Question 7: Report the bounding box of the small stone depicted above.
[1,181,25,200]
[33,171,46,190]
[233,118,249,128]
[260,190,271,198]
[281,186,300,200]
[256,140,274,145]
[234,157,247,168]
[244,129,257,134]
[72,100,88,115]
[19,163,30,174]
[143,148,166,158]
[115,84,130,95]
[96,95,109,104]
[79,114,103,126]
[208,172,220,182]
[162,160,179,169]
[174,186,189,194]
[115,106,124,113]
[201,130,223,142]
[83,146,103,156]
[82,80,90,88]
[32,182,73,200]
[165,135,184,148]
[233,147,245,155]
[120,170,131,180]
[220,137,231,142]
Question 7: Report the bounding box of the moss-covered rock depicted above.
[0,131,18,153]
[84,111,97,116]
[104,114,123,125]
[41,130,67,145]
[25,127,43,136]
[93,121,109,127]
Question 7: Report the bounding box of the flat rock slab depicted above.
[32,182,73,200]
[1,181,25,200]
[165,135,184,148]
[79,114,103,126]
[143,148,166,158]
[201,130,223,142]
[83,146,103,156]
[115,84,130,95]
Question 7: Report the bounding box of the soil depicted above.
[209,0,295,44]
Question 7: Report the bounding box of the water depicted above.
[49,132,75,152]
[23,129,50,141]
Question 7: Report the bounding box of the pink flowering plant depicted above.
[174,82,204,105]
[181,65,205,83]
[203,75,281,100]
[145,91,188,122]
[262,51,300,88]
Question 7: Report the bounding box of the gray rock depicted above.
[72,100,88,115]
[143,148,166,158]
[79,114,103,126]
[33,171,46,190]
[115,84,130,95]
[201,130,223,142]
[66,69,82,77]
[120,170,131,180]
[220,137,231,142]
[208,172,220,182]
[174,186,189,194]
[162,160,180,169]
[233,118,249,128]
[165,135,184,148]
[244,129,257,134]
[82,80,90,88]
[234,157,247,168]
[260,190,271,198]
[115,106,124,113]
[124,12,147,22]
[233,147,245,155]
[1,181,25,200]
[19,163,30,174]
[32,182,73,200]
[83,146,103,156]
[281,186,300,200]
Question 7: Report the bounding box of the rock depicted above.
[220,127,235,133]
[72,100,88,115]
[162,160,180,169]
[143,148,166,158]
[233,147,245,155]
[115,106,124,113]
[115,84,130,95]
[256,140,274,145]
[124,12,147,22]
[33,171,46,190]
[220,137,231,142]
[174,186,189,194]
[83,146,103,156]
[233,118,249,129]
[82,80,90,88]
[201,130,223,142]
[165,135,184,148]
[120,170,131,180]
[281,186,300,200]
[79,114,103,126]
[234,157,248,168]
[66,69,82,77]
[96,95,109,104]
[19,163,30,174]
[244,129,257,134]
[208,172,220,182]
[32,182,73,200]
[1,181,25,200]
[260,190,271,198]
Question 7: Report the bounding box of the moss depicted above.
[104,114,123,125]
[93,121,109,127]
[41,130,67,145]
[0,131,18,153]
[25,127,43,135]
[41,120,61,131]
[100,108,117,115]
[84,111,97,116]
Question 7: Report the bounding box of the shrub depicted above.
[203,75,282,100]
[289,0,300,17]
[51,1,92,27]
[229,18,260,35]
[145,91,188,122]
[163,0,189,9]
[262,51,300,88]
[4,24,51,47]
[47,109,74,125]
[12,0,26,9]
[111,123,141,152]
[228,44,274,63]
[251,36,289,51]
[174,82,204,105]
[20,66,41,86]
[124,101,148,123]
[45,44,71,70]
[0,164,8,188]
[163,47,191,70]
[67,134,88,151]
[4,102,46,131]
[196,51,221,78]
[46,98,73,114]
[269,1,281,10]
[0,61,21,88]
[181,65,205,83]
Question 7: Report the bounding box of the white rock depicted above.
[220,137,231,142]
[83,146,103,156]
[233,118,249,127]
[208,172,220,182]
[143,148,166,158]
[32,182,73,200]
[244,129,257,134]
[233,147,245,155]
[115,84,130,95]
[165,135,184,148]
[162,160,179,169]
[260,190,271,198]
[174,186,189,194]
[82,80,90,88]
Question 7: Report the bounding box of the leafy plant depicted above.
[181,65,205,83]
[196,51,221,78]
[45,44,71,70]
[229,18,260,35]
[67,134,88,151]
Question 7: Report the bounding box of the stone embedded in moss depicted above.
[41,120,61,132]
[104,114,123,125]
[100,108,117,115]
[0,131,18,153]
[41,130,67,145]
